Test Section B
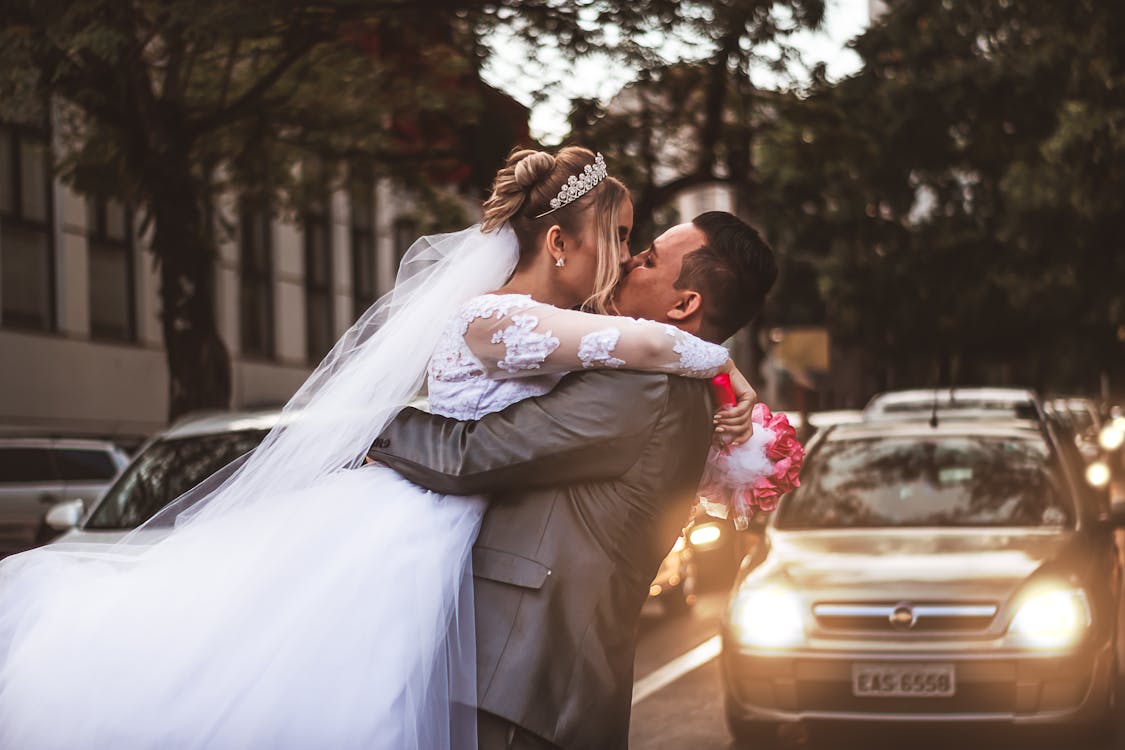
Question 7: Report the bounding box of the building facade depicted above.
[0,120,454,438]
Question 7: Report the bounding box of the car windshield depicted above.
[85,431,268,530]
[775,436,1074,530]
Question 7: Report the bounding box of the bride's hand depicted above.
[714,363,756,446]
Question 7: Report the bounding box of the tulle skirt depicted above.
[0,464,483,749]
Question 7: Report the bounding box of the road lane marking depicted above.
[631,635,721,706]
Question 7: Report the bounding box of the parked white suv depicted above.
[0,437,131,558]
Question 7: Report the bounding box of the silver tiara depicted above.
[533,153,609,219]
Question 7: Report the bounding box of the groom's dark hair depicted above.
[676,211,777,343]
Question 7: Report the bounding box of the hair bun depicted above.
[512,151,556,190]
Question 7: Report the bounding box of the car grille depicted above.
[813,603,997,633]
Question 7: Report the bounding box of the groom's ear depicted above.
[666,290,703,323]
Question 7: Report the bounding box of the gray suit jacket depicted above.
[368,370,714,749]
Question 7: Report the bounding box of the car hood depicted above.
[50,527,166,546]
[762,528,1079,602]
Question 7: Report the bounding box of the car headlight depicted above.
[688,523,722,549]
[1100,421,1125,451]
[1008,587,1091,649]
[1086,461,1111,488]
[730,585,806,648]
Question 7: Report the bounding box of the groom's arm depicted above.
[367,370,674,496]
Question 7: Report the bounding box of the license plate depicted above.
[852,663,955,698]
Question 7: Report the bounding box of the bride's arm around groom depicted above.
[368,368,688,496]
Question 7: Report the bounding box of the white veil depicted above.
[0,224,519,749]
[117,223,520,539]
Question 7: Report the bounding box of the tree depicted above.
[2,0,700,420]
[566,0,826,244]
[753,0,1125,397]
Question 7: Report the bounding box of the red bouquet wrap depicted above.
[698,375,806,529]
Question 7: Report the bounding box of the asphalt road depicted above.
[629,591,1125,750]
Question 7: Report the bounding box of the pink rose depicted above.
[756,490,783,512]
[767,411,793,436]
[751,402,773,427]
[767,431,801,462]
[756,479,783,512]
[777,456,803,491]
[751,475,776,493]
[754,485,782,512]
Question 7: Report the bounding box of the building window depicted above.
[393,216,418,280]
[88,196,135,341]
[239,199,274,358]
[304,192,333,363]
[0,124,55,331]
[349,175,376,319]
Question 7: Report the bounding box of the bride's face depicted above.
[554,195,634,308]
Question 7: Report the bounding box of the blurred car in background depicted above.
[780,410,864,444]
[1047,396,1103,464]
[45,412,280,545]
[649,531,698,616]
[0,437,130,558]
[682,512,751,592]
[1100,416,1125,503]
[721,417,1123,746]
[864,387,1044,424]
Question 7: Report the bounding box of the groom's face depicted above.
[613,222,707,328]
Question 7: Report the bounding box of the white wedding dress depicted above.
[0,293,728,750]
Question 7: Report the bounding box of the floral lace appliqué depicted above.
[428,294,563,420]
[640,321,727,376]
[429,294,536,382]
[577,328,626,369]
[667,327,728,377]
[491,314,561,373]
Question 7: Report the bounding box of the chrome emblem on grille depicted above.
[889,603,916,630]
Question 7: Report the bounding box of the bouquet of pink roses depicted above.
[698,374,806,530]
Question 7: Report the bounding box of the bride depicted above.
[0,147,754,749]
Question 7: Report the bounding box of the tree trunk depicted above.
[147,160,232,422]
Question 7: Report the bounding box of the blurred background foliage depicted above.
[0,0,1120,415]
[753,0,1125,395]
[571,0,1124,399]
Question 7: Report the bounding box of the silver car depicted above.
[721,418,1122,746]
[46,412,281,545]
[0,437,130,558]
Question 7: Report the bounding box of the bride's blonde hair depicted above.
[481,146,628,314]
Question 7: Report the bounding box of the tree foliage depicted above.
[753,0,1125,396]
[566,0,826,243]
[0,0,766,419]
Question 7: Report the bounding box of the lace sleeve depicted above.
[462,300,730,380]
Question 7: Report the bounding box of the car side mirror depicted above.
[45,499,84,531]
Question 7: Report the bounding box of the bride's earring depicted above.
[555,256,566,268]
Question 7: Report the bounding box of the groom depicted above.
[368,211,777,749]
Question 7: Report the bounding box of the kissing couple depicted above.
[0,146,777,749]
